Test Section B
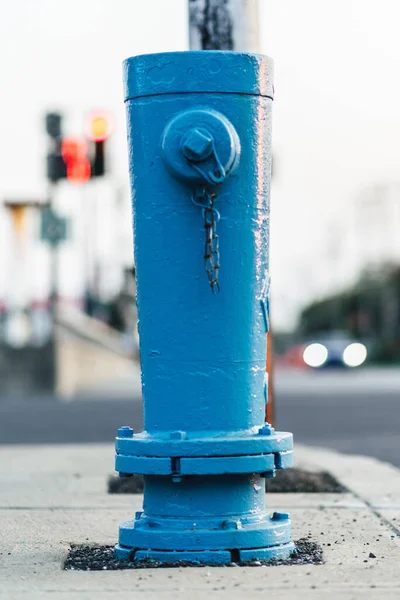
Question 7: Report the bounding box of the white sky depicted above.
[1,0,400,328]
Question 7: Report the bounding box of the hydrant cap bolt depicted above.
[118,426,134,438]
[181,128,214,162]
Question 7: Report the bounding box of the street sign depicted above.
[40,207,68,246]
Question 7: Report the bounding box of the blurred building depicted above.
[0,179,133,349]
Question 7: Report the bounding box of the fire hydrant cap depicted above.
[123,51,274,102]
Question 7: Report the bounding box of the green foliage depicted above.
[298,263,400,361]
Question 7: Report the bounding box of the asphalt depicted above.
[0,396,142,444]
[274,367,400,466]
[275,389,400,467]
[0,367,399,469]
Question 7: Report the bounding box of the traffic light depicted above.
[61,137,91,184]
[85,111,113,177]
[46,149,67,183]
[92,140,105,177]
[46,113,62,139]
[45,110,113,184]
[45,112,67,183]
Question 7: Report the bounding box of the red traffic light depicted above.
[61,137,88,163]
[61,137,91,184]
[67,158,91,184]
[85,110,114,142]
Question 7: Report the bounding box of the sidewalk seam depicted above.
[350,491,400,537]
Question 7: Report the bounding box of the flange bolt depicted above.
[118,426,134,438]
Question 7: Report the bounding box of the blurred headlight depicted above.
[303,343,328,368]
[342,343,367,367]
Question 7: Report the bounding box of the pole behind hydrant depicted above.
[114,50,294,565]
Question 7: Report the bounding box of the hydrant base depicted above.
[114,541,295,565]
[115,510,294,564]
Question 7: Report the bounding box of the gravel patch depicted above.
[266,468,346,493]
[108,473,144,494]
[64,538,323,571]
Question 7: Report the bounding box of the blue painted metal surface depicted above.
[115,50,294,565]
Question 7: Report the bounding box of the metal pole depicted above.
[188,0,260,51]
[188,0,274,426]
[47,183,58,392]
[83,184,94,314]
[47,184,57,320]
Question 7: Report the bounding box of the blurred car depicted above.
[276,344,307,368]
[302,332,367,369]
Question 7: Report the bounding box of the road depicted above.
[275,368,400,467]
[0,367,399,468]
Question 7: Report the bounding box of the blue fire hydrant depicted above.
[115,51,294,565]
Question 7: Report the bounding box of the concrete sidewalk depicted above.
[1,443,400,599]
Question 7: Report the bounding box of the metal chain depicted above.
[192,187,221,294]
[203,191,220,294]
[189,141,225,294]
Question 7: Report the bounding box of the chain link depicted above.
[203,191,220,294]
[188,139,226,294]
[192,187,221,294]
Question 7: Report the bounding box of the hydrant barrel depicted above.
[126,51,271,434]
[115,51,294,565]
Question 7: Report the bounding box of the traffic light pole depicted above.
[46,182,59,392]
[44,112,63,329]
[47,184,56,314]
[44,111,111,324]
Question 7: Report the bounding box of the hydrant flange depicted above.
[115,429,293,475]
